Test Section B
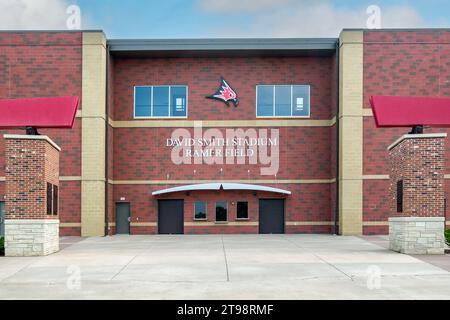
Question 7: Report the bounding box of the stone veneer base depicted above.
[5,219,59,256]
[389,217,446,255]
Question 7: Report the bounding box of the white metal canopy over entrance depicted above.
[151,183,291,196]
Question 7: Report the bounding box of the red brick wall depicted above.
[110,55,336,234]
[0,32,82,234]
[363,30,450,233]
[112,183,332,234]
[112,56,333,121]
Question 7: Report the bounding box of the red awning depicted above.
[370,95,450,128]
[0,96,79,129]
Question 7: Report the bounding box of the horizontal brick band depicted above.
[60,222,81,227]
[109,117,336,128]
[110,179,336,185]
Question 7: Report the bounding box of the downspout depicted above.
[104,44,110,236]
[333,39,340,235]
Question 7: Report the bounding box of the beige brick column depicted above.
[338,30,364,235]
[81,32,107,236]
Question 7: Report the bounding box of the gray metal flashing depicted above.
[108,38,338,57]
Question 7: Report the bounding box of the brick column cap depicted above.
[3,134,61,151]
[388,133,447,151]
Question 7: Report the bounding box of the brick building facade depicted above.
[0,29,449,236]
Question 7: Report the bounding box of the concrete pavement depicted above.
[0,234,449,299]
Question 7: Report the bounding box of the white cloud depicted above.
[198,0,296,12]
[198,1,428,37]
[0,0,71,29]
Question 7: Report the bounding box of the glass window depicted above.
[292,85,310,117]
[194,201,207,220]
[171,86,187,117]
[275,85,291,116]
[256,86,273,116]
[47,183,53,215]
[215,201,228,222]
[153,86,169,117]
[134,87,151,117]
[134,85,188,118]
[236,201,248,219]
[53,185,58,215]
[257,85,310,117]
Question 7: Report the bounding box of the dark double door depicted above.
[259,199,285,234]
[158,199,184,234]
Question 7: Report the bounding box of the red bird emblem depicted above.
[206,77,239,107]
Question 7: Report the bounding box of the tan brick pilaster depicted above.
[338,30,364,235]
[81,32,107,236]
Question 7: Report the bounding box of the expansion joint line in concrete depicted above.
[109,242,153,281]
[221,236,230,282]
[283,236,354,281]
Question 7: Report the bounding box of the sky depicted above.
[0,0,449,38]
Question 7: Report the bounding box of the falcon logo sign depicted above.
[206,77,239,107]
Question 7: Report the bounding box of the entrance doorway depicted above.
[259,199,285,234]
[158,199,184,234]
[115,202,130,234]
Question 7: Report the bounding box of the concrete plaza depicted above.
[0,234,449,299]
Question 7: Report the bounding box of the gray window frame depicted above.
[256,85,310,118]
[215,201,228,223]
[194,201,207,221]
[236,201,249,220]
[133,85,188,119]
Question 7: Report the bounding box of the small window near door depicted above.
[194,201,207,220]
[216,201,227,222]
[236,201,248,220]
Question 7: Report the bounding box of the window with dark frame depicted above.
[194,201,207,220]
[46,183,53,215]
[236,201,248,220]
[396,180,403,213]
[53,185,58,215]
[215,201,227,222]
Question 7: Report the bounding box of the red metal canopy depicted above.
[0,96,79,129]
[370,95,450,128]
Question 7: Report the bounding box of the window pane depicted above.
[134,87,151,117]
[170,86,187,117]
[47,183,52,215]
[215,201,227,222]
[53,185,58,215]
[153,86,169,117]
[274,85,291,116]
[292,85,310,117]
[257,86,273,116]
[236,202,248,219]
[194,201,207,220]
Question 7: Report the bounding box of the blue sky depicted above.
[1,0,450,38]
[73,0,450,38]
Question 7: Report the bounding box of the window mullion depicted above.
[273,86,276,117]
[168,86,171,117]
[150,86,153,117]
[291,85,293,116]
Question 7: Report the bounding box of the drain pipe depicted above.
[333,39,340,235]
[104,44,110,237]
